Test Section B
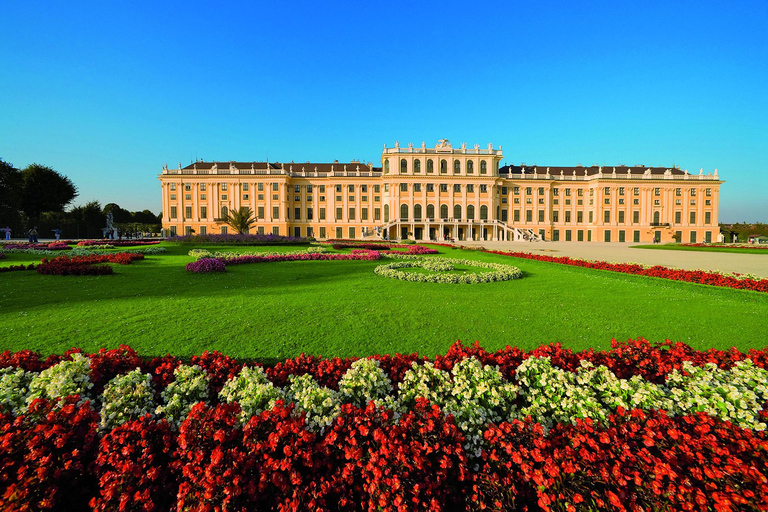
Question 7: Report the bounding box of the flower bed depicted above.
[682,242,768,250]
[76,240,160,247]
[187,250,382,272]
[36,253,145,276]
[0,242,70,250]
[1,340,768,510]
[170,233,308,245]
[331,242,439,255]
[375,257,523,284]
[485,250,768,293]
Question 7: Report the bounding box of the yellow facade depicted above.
[159,140,723,243]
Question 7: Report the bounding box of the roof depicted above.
[182,161,378,173]
[499,164,688,177]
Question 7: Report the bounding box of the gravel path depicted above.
[454,241,768,279]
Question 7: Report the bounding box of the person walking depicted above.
[2,227,9,240]
[29,226,39,243]
[52,228,62,241]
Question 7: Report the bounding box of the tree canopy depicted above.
[226,207,256,234]
[0,159,23,226]
[20,164,78,219]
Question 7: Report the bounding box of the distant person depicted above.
[29,226,39,243]
[2,227,9,240]
[52,228,62,241]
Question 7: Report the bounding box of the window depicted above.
[348,227,355,239]
[706,188,711,197]
[336,227,343,238]
[336,207,343,220]
[467,205,475,220]
[414,183,421,192]
[400,183,408,192]
[170,206,177,219]
[426,184,434,192]
[454,205,462,219]
[705,231,712,243]
[185,194,192,201]
[467,161,474,174]
[526,210,532,222]
[374,196,379,202]
[619,187,624,196]
[513,187,520,195]
[361,196,367,202]
[374,208,380,221]
[604,187,610,195]
[618,211,624,223]
[319,185,326,193]
[565,211,571,223]
[690,231,697,243]
[604,230,611,242]
[200,206,207,218]
[427,204,435,219]
[618,199,624,205]
[273,206,279,219]
[440,160,447,173]
[604,198,610,205]
[467,184,474,193]
[654,187,660,196]
[221,206,228,218]
[552,211,559,222]
[565,230,572,241]
[440,204,448,219]
[577,230,584,241]
[220,226,228,235]
[348,208,355,220]
[653,211,660,224]
[453,160,460,173]
[294,207,301,220]
[221,194,228,200]
[632,187,639,196]
[348,196,355,202]
[480,160,487,174]
[243,194,249,201]
[538,210,545,222]
[319,207,325,220]
[538,187,544,195]
[513,210,520,222]
[414,159,421,173]
[184,183,192,191]
[400,159,407,174]
[705,211,711,224]
[414,204,422,220]
[633,199,639,205]
[335,185,342,193]
[169,183,176,191]
[318,227,325,238]
[690,188,697,197]
[345,184,352,193]
[243,183,251,192]
[307,196,313,202]
[654,200,660,206]
[480,184,487,193]
[257,206,264,219]
[501,209,508,221]
[384,160,390,174]
[453,184,461,192]
[427,160,434,174]
[384,204,389,222]
[257,194,262,200]
[675,211,681,224]
[306,185,313,193]
[553,188,559,196]
[400,204,408,220]
[690,199,696,206]
[170,194,176,200]
[526,187,532,195]
[690,211,696,224]
[589,211,594,223]
[200,226,207,235]
[336,196,342,202]
[440,184,448,192]
[478,205,487,220]
[552,229,560,241]
[577,211,584,223]
[705,200,711,206]
[502,187,508,196]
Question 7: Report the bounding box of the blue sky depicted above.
[1,1,766,222]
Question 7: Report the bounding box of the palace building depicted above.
[159,139,723,243]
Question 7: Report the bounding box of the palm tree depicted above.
[225,207,256,234]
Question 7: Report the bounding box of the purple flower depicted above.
[186,258,227,273]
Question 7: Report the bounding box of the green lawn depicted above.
[1,243,767,360]
[631,244,768,254]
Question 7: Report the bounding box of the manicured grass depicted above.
[1,243,767,360]
[631,244,768,254]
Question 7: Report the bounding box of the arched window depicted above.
[384,160,390,174]
[414,159,421,173]
[480,160,487,174]
[454,204,462,220]
[400,204,409,221]
[467,205,475,220]
[467,161,474,174]
[221,206,228,218]
[440,204,448,219]
[414,204,422,220]
[384,204,389,222]
[453,160,461,174]
[480,205,488,220]
[427,159,434,174]
[440,160,447,174]
[426,204,435,219]
[653,211,660,224]
[400,159,407,174]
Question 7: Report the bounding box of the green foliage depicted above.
[99,368,156,429]
[0,159,23,229]
[225,206,257,234]
[156,364,210,428]
[20,164,78,219]
[26,353,93,406]
[284,373,340,433]
[218,365,283,423]
[0,367,35,415]
[337,358,394,408]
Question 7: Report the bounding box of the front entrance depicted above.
[443,228,452,241]
[458,228,464,241]
[483,228,488,241]
[414,227,423,240]
[429,227,436,241]
[654,231,661,243]
[401,227,409,240]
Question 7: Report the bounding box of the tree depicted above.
[0,159,23,228]
[225,207,256,234]
[67,200,103,239]
[20,164,78,220]
[103,203,132,224]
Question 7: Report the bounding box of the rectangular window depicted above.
[272,183,278,191]
[295,195,300,202]
[526,187,531,195]
[361,208,368,220]
[553,188,559,196]
[604,198,610,205]
[552,229,559,241]
[634,230,640,243]
[565,211,571,223]
[538,187,544,195]
[348,208,355,220]
[257,194,263,200]
[257,183,264,191]
[690,199,696,206]
[348,184,354,193]
[565,230,571,241]
[577,211,583,223]
[526,210,532,222]
[221,194,228,201]
[319,227,326,238]
[374,208,380,221]
[604,187,610,195]
[619,230,625,242]
[243,194,249,201]
[319,195,325,202]
[170,206,177,219]
[453,184,461,192]
[185,194,192,201]
[501,209,508,221]
[480,184,488,193]
[690,231,697,243]
[272,226,279,236]
[705,231,712,243]
[633,187,639,196]
[184,206,192,219]
[587,230,592,242]
[618,211,624,223]
[577,189,584,197]
[400,183,408,192]
[374,196,380,202]
[335,185,342,193]
[654,188,661,196]
[513,186,520,195]
[200,206,207,218]
[336,208,343,220]
[467,184,474,193]
[336,196,342,202]
[502,197,508,204]
[170,194,176,200]
[220,226,228,235]
[675,211,681,223]
[690,188,697,196]
[272,206,279,219]
[513,210,520,222]
[619,187,624,196]
[675,188,681,196]
[589,211,594,223]
[348,196,355,202]
[241,183,248,192]
[256,226,264,235]
[294,208,301,220]
[706,188,711,197]
[257,206,264,219]
[426,184,434,192]
[320,185,326,193]
[690,212,696,224]
[319,207,325,220]
[577,230,584,241]
[200,226,207,235]
[413,183,421,192]
[604,211,610,223]
[633,199,639,205]
[360,185,366,193]
[538,210,544,222]
[552,211,559,222]
[705,211,711,224]
[348,227,355,239]
[336,227,342,239]
[440,184,448,192]
[184,183,192,191]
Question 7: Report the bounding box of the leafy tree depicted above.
[0,159,23,228]
[67,200,103,239]
[103,203,132,223]
[225,207,256,234]
[20,164,78,220]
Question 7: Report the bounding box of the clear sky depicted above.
[1,1,766,222]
